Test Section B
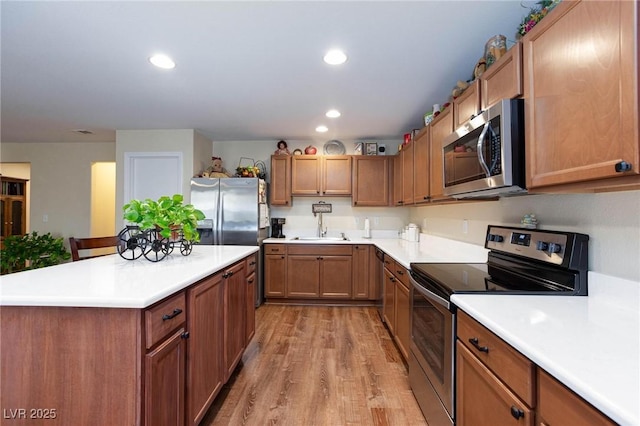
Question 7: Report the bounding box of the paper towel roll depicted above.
[364,218,371,238]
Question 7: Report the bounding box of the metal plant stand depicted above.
[117,225,193,262]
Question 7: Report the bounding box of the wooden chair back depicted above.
[69,236,120,261]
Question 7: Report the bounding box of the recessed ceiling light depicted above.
[323,49,347,65]
[149,54,176,69]
[316,125,329,133]
[326,109,341,118]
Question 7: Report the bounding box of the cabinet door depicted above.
[402,142,414,205]
[352,157,389,206]
[413,129,430,204]
[287,255,320,298]
[323,156,352,196]
[224,262,246,380]
[453,80,481,129]
[394,280,410,361]
[537,369,615,426]
[456,341,533,426]
[383,268,396,334]
[246,271,256,344]
[264,254,286,298]
[523,0,639,189]
[1,198,25,238]
[187,273,224,426]
[393,154,403,206]
[352,245,370,299]
[145,328,187,426]
[429,108,454,202]
[270,156,291,205]
[481,41,523,110]
[319,255,352,298]
[291,156,321,195]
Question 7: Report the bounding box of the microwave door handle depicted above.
[477,121,491,177]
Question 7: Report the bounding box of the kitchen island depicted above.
[0,245,259,426]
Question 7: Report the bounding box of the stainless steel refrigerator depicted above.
[190,178,269,306]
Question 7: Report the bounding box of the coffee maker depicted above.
[270,218,286,238]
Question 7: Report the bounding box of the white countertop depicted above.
[0,245,259,308]
[264,233,489,268]
[452,273,640,426]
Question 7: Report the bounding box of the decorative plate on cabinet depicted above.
[323,140,346,155]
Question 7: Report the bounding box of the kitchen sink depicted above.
[291,236,350,241]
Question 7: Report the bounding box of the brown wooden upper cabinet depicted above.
[413,128,430,204]
[1,176,28,243]
[480,41,523,110]
[352,156,390,206]
[402,141,415,206]
[393,153,403,206]
[453,79,481,130]
[523,0,640,192]
[291,155,352,196]
[270,155,291,205]
[429,107,454,202]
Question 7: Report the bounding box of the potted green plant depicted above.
[1,232,71,274]
[122,194,205,243]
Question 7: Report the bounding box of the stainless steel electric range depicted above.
[408,225,589,426]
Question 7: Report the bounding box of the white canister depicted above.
[408,223,419,242]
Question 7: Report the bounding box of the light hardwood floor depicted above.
[202,305,427,426]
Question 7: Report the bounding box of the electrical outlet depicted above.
[374,217,379,225]
[462,219,468,234]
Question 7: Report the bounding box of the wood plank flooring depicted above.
[201,305,427,426]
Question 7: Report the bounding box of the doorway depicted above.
[91,162,116,237]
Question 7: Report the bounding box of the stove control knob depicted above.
[487,234,495,242]
[536,241,549,251]
[493,235,504,243]
[537,241,562,253]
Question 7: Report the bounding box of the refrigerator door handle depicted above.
[218,193,224,245]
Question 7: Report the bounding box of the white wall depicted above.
[411,191,640,282]
[1,142,115,241]
[115,129,212,228]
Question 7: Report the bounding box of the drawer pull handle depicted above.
[510,406,524,420]
[181,331,190,339]
[396,270,404,275]
[250,260,256,266]
[248,278,254,283]
[615,161,632,173]
[162,308,183,321]
[468,337,489,353]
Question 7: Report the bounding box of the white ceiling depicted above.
[1,1,531,145]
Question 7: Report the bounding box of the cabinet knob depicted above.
[615,161,632,172]
[510,406,524,420]
[181,331,190,339]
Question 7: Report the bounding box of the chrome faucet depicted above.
[317,213,327,237]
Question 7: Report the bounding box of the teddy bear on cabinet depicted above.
[203,157,231,178]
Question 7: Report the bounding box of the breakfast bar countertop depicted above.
[0,245,259,309]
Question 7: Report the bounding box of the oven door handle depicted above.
[410,276,450,310]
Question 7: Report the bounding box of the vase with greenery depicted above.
[1,232,71,274]
[122,194,205,243]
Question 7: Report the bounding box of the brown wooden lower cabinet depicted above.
[187,273,225,426]
[382,267,396,335]
[456,341,534,426]
[537,369,616,426]
[456,310,616,426]
[394,278,410,360]
[246,271,256,343]
[146,328,187,426]
[0,254,255,426]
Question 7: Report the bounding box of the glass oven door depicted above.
[410,276,454,418]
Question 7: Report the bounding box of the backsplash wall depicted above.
[411,190,640,282]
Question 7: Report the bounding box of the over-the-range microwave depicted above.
[442,98,525,198]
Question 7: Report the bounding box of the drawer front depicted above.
[393,264,409,287]
[246,253,257,274]
[287,244,352,256]
[383,254,396,273]
[265,244,286,255]
[457,310,535,406]
[145,292,186,349]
